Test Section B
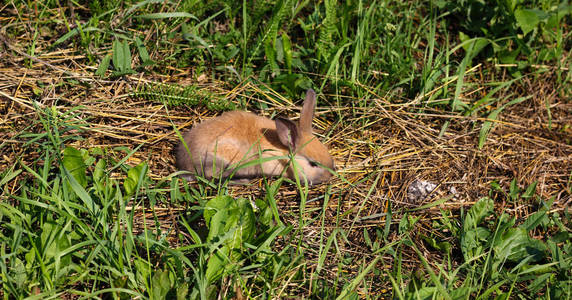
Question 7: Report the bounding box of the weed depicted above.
[1,0,570,298]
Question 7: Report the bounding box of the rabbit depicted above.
[175,89,334,185]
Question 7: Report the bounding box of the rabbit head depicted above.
[273,89,335,184]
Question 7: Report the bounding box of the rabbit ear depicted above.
[275,117,300,151]
[299,89,316,133]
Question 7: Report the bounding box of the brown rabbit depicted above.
[175,89,334,184]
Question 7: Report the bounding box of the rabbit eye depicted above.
[308,160,319,167]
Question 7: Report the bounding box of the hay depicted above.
[1,16,570,295]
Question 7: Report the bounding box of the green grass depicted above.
[1,0,571,298]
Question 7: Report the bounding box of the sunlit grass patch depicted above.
[0,0,570,298]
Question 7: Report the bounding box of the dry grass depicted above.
[1,20,571,296]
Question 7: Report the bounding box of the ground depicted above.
[0,1,570,298]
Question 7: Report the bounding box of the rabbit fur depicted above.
[175,89,334,184]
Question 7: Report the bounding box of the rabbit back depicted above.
[175,111,289,179]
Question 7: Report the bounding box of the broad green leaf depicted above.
[363,228,372,248]
[122,40,132,72]
[398,212,409,234]
[498,48,520,64]
[282,33,292,73]
[522,181,537,199]
[63,146,87,188]
[493,227,547,263]
[124,162,147,196]
[461,227,491,260]
[42,222,72,268]
[547,238,569,270]
[509,178,519,201]
[546,3,571,29]
[203,195,234,227]
[518,263,556,276]
[496,213,517,236]
[528,273,553,294]
[233,197,255,243]
[176,282,189,300]
[25,249,35,269]
[506,0,517,12]
[549,231,570,244]
[461,197,494,260]
[93,159,106,192]
[135,36,153,65]
[112,40,124,72]
[152,269,171,300]
[95,54,111,77]
[111,40,134,75]
[13,258,26,289]
[206,245,229,282]
[55,232,72,268]
[458,33,489,60]
[205,197,255,248]
[255,198,273,227]
[522,210,549,232]
[515,9,540,35]
[203,196,256,283]
[421,234,452,253]
[463,197,494,229]
[206,207,234,243]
